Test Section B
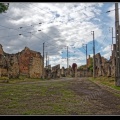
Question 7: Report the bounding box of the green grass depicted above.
[5,78,47,84]
[0,79,86,115]
[2,77,120,115]
[88,77,120,91]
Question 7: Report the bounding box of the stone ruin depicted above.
[51,64,61,78]
[86,44,116,77]
[0,44,43,79]
[1,42,116,80]
[44,64,78,79]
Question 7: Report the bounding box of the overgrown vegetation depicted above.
[78,57,93,72]
[88,64,93,72]
[87,57,93,72]
[89,77,120,91]
[78,64,86,70]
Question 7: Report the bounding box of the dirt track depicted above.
[1,77,120,115]
[68,77,120,115]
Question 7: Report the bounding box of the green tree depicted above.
[78,64,86,70]
[88,57,93,72]
[0,3,9,14]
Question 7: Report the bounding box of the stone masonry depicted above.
[0,44,43,79]
[86,44,116,77]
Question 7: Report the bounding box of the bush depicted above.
[88,65,93,72]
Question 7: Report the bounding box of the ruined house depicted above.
[61,66,65,77]
[0,44,43,79]
[51,64,61,78]
[86,43,116,77]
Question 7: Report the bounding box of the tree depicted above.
[88,57,93,72]
[78,64,86,70]
[72,63,77,72]
[0,3,9,14]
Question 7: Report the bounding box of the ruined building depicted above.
[0,44,43,78]
[86,44,116,77]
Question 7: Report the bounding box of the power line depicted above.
[0,3,117,67]
[0,4,118,32]
[2,4,113,41]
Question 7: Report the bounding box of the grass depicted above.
[1,77,120,115]
[0,79,89,115]
[88,76,120,91]
[2,78,46,84]
[0,75,49,84]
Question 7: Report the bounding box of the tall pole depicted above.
[48,55,49,66]
[111,27,114,53]
[46,52,47,68]
[91,31,95,78]
[112,27,114,45]
[86,44,87,67]
[86,44,88,77]
[82,44,87,68]
[67,46,69,68]
[109,27,114,53]
[115,3,120,86]
[43,42,45,79]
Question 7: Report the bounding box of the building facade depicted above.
[0,44,43,79]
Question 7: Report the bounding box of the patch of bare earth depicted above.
[68,78,120,115]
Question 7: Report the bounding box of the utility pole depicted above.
[112,27,114,46]
[43,42,45,79]
[115,3,120,86]
[48,55,49,66]
[91,31,95,78]
[85,44,87,66]
[109,27,116,54]
[46,52,47,68]
[83,44,88,77]
[67,46,69,68]
[82,44,87,67]
[86,44,88,77]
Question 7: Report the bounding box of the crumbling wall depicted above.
[0,45,43,79]
[51,64,60,78]
[29,57,42,78]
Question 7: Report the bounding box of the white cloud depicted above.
[102,45,111,52]
[102,52,111,60]
[0,2,114,68]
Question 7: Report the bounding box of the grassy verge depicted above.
[0,77,47,84]
[88,77,120,91]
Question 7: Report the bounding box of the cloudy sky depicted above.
[0,2,119,68]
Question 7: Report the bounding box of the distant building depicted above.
[86,44,116,77]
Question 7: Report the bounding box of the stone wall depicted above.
[86,44,116,78]
[77,69,92,77]
[29,57,42,78]
[0,44,43,79]
[51,64,60,78]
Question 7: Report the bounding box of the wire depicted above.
[0,3,117,66]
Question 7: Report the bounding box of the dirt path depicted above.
[1,77,120,115]
[68,77,120,115]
